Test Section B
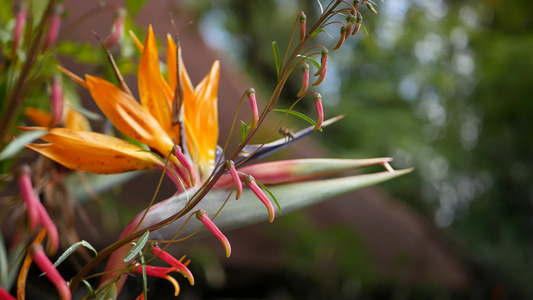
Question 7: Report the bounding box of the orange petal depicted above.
[63,106,91,131]
[138,26,173,141]
[24,107,53,127]
[84,75,175,157]
[184,61,220,179]
[21,127,164,173]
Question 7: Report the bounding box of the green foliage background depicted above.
[184,0,533,298]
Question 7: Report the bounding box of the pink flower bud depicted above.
[17,165,39,232]
[244,175,275,223]
[246,88,259,130]
[352,13,363,36]
[30,244,71,300]
[353,0,360,10]
[312,64,327,86]
[172,145,196,187]
[12,1,27,55]
[314,49,328,76]
[132,265,181,296]
[50,74,63,127]
[105,7,126,49]
[313,93,324,131]
[226,160,242,199]
[43,4,64,51]
[297,63,309,97]
[150,245,194,285]
[299,12,307,43]
[195,209,232,257]
[333,27,347,50]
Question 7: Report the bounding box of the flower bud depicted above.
[50,74,63,128]
[105,7,126,48]
[244,175,275,223]
[313,93,324,131]
[226,160,242,199]
[43,4,64,51]
[132,264,181,296]
[297,63,310,97]
[195,210,232,257]
[30,244,71,300]
[353,0,360,10]
[12,1,27,55]
[299,12,307,43]
[333,26,347,50]
[314,49,328,76]
[352,13,363,36]
[367,2,378,14]
[246,88,259,130]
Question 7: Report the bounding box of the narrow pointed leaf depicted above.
[217,157,393,187]
[296,55,321,70]
[52,241,97,268]
[272,41,280,79]
[123,230,150,262]
[255,180,281,213]
[238,115,343,163]
[272,108,320,130]
[137,168,412,241]
[240,121,248,144]
[0,130,46,161]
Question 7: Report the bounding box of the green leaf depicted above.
[240,121,248,144]
[141,255,148,300]
[0,130,46,161]
[137,167,413,241]
[272,41,281,79]
[125,0,148,17]
[362,24,369,36]
[0,232,8,289]
[296,55,320,70]
[81,280,95,297]
[40,241,97,277]
[52,241,96,268]
[255,179,282,213]
[123,230,150,262]
[272,108,322,131]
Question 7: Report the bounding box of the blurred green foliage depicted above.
[185,0,533,298]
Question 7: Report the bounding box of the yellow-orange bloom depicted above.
[24,25,220,186]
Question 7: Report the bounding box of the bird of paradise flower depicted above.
[20,23,411,298]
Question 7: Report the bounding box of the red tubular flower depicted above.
[30,244,71,300]
[244,175,275,223]
[299,12,306,43]
[172,145,197,187]
[43,4,63,51]
[105,7,126,48]
[297,63,309,97]
[149,245,195,285]
[132,265,181,296]
[246,88,259,130]
[50,74,63,127]
[195,210,232,257]
[312,64,327,86]
[17,165,39,232]
[12,1,27,55]
[16,165,59,254]
[226,160,242,199]
[313,93,324,131]
[0,286,15,300]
